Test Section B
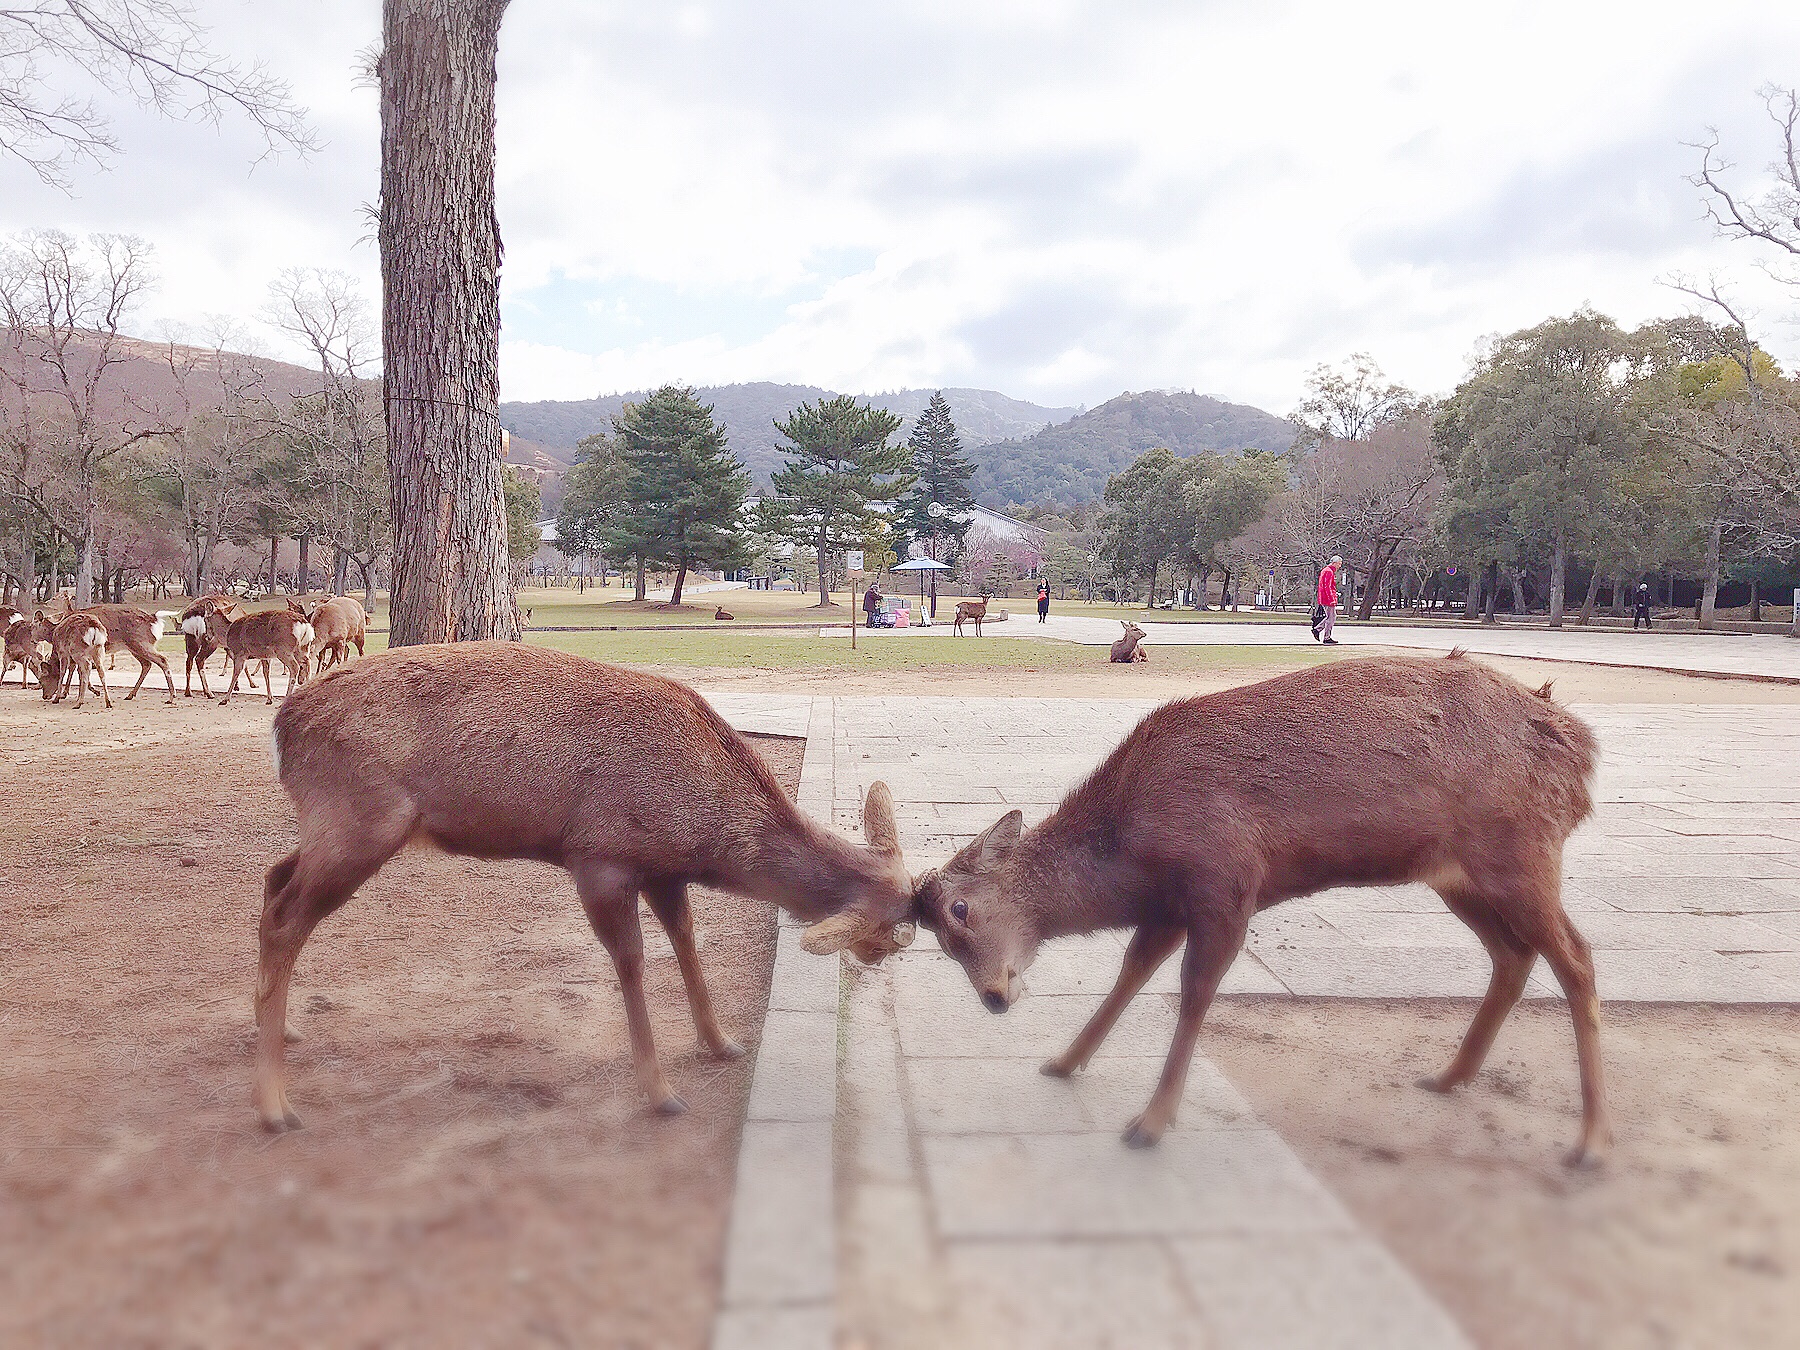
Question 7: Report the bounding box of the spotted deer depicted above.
[911,653,1611,1168]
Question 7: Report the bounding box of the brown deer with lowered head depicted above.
[1109,621,1148,662]
[952,599,987,635]
[44,610,112,708]
[912,652,1612,1168]
[255,643,915,1132]
[179,594,242,696]
[2,609,50,687]
[305,595,368,672]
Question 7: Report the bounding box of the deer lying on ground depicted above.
[714,606,734,621]
[223,601,314,704]
[911,652,1611,1168]
[305,595,367,672]
[80,604,178,702]
[1109,621,1148,663]
[179,594,243,696]
[953,599,987,635]
[255,643,915,1132]
[44,610,111,708]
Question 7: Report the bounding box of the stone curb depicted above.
[712,696,839,1350]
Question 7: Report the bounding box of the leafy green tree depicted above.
[894,389,975,576]
[503,470,542,564]
[605,386,749,606]
[1434,310,1655,626]
[555,432,628,589]
[765,395,912,606]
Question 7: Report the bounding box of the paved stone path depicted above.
[714,693,1800,1350]
[825,612,1800,681]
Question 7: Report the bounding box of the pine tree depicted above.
[604,386,750,606]
[765,396,913,606]
[894,391,975,612]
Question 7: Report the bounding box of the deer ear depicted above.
[951,810,1023,873]
[863,780,901,857]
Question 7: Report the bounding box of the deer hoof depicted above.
[1563,1144,1607,1172]
[1040,1058,1077,1079]
[261,1108,304,1134]
[1415,1073,1456,1094]
[283,1024,303,1045]
[710,1039,747,1062]
[654,1094,689,1117]
[1121,1118,1163,1150]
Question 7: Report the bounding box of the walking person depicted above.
[1314,555,1341,644]
[1632,582,1652,630]
[1036,581,1050,624]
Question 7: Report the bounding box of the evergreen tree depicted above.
[604,386,750,605]
[555,431,627,590]
[894,390,975,613]
[764,395,912,605]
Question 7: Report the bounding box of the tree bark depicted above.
[1547,539,1567,628]
[670,560,688,606]
[815,528,830,606]
[297,534,311,596]
[380,0,521,648]
[634,556,646,603]
[1750,576,1761,622]
[1577,563,1603,625]
[1699,519,1722,629]
[1482,560,1499,624]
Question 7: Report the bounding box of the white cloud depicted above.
[2,0,1796,410]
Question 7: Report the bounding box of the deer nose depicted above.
[981,988,1009,1014]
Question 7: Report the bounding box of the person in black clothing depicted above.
[863,583,881,623]
[1037,582,1050,623]
[1632,582,1652,629]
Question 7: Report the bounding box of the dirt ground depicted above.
[0,684,796,1350]
[1207,999,1800,1350]
[677,651,1800,705]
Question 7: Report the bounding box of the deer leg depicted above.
[1043,923,1185,1077]
[152,652,176,702]
[125,652,153,700]
[94,656,111,709]
[575,861,684,1116]
[1528,907,1611,1170]
[1419,887,1534,1093]
[642,879,743,1060]
[1123,901,1250,1148]
[261,658,274,705]
[254,803,414,1132]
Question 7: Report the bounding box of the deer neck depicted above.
[743,809,883,922]
[1010,815,1148,940]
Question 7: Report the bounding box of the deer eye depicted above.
[950,900,969,925]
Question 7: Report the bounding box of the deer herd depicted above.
[6,592,1613,1170]
[2,592,366,708]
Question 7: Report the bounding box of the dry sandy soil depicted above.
[0,682,797,1350]
[1207,1000,1800,1350]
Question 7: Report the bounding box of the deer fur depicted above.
[45,611,112,709]
[1109,621,1148,663]
[305,595,368,672]
[953,599,987,636]
[222,602,314,704]
[912,652,1612,1168]
[179,595,243,697]
[2,610,51,687]
[714,606,734,621]
[80,604,178,703]
[253,642,915,1133]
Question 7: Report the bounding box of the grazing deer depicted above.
[179,594,243,696]
[953,599,988,636]
[714,606,734,621]
[306,595,368,672]
[80,604,178,703]
[2,610,51,687]
[223,602,314,704]
[45,611,112,708]
[254,643,915,1132]
[911,652,1612,1168]
[1109,621,1148,663]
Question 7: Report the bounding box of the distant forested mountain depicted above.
[498,383,1079,483]
[968,390,1296,508]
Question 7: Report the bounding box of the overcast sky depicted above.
[5,0,1798,413]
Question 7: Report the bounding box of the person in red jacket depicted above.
[1315,555,1341,644]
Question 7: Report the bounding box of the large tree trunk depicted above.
[1547,539,1567,628]
[297,534,311,596]
[670,559,688,607]
[815,530,830,606]
[634,556,646,602]
[1357,541,1395,621]
[380,0,521,648]
[1699,519,1722,629]
[1750,576,1761,622]
[1482,560,1499,624]
[1464,565,1480,620]
[1611,573,1627,617]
